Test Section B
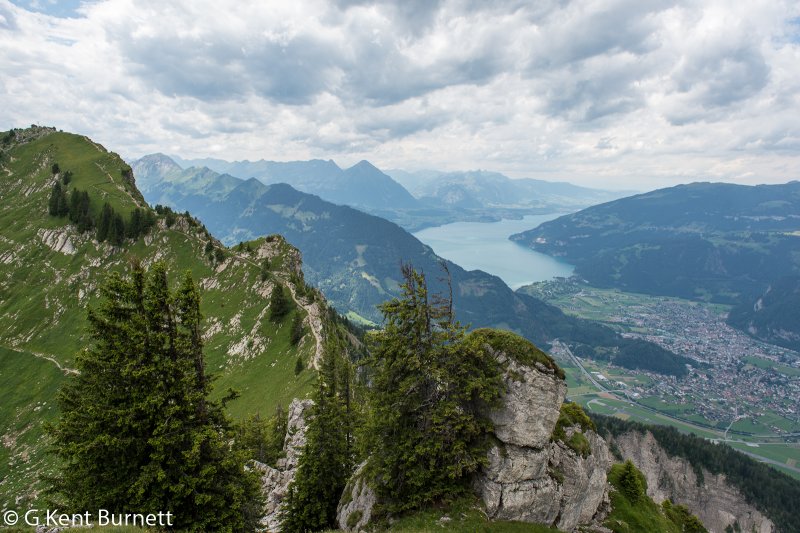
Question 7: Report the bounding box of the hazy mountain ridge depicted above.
[163,155,628,232]
[171,155,419,211]
[389,168,632,209]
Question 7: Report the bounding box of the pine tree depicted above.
[237,406,288,466]
[290,312,305,345]
[269,283,292,322]
[48,182,64,216]
[110,212,125,245]
[363,265,504,512]
[618,460,646,503]
[68,188,81,223]
[96,202,113,242]
[127,207,143,239]
[49,262,263,531]
[77,191,92,232]
[281,340,352,533]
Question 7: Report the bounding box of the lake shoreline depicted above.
[413,214,575,290]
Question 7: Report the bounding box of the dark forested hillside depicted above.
[728,276,800,352]
[512,181,800,301]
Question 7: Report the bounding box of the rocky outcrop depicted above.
[37,228,76,255]
[255,398,313,532]
[611,430,774,533]
[475,350,611,531]
[336,462,377,532]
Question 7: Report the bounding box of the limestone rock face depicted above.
[488,353,566,449]
[612,430,774,533]
[475,350,611,532]
[37,228,76,255]
[336,462,376,532]
[256,398,313,532]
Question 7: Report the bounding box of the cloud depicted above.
[0,0,798,188]
[0,3,17,29]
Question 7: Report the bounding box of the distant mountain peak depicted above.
[347,160,382,173]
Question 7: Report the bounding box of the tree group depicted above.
[50,262,262,532]
[362,265,505,513]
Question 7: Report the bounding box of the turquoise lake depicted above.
[413,214,574,290]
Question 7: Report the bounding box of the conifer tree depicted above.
[269,283,292,322]
[48,182,64,216]
[96,202,113,242]
[128,207,143,238]
[618,460,646,503]
[50,262,263,531]
[110,212,126,245]
[290,312,305,345]
[281,340,352,533]
[363,265,504,512]
[237,406,288,466]
[68,188,81,223]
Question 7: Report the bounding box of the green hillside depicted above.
[0,127,327,509]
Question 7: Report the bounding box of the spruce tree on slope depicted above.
[49,262,263,532]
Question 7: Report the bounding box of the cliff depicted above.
[336,330,612,532]
[474,341,611,531]
[610,430,774,533]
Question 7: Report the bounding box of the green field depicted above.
[743,355,800,377]
[576,393,800,480]
[525,283,731,327]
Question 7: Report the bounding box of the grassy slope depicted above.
[0,129,319,509]
[604,463,684,533]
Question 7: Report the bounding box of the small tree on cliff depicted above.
[50,262,263,531]
[281,337,354,532]
[363,264,504,513]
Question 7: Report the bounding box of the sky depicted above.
[1,0,799,189]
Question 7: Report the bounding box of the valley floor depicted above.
[524,279,800,480]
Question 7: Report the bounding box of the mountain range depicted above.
[389,168,630,210]
[3,127,799,532]
[168,155,627,231]
[132,154,688,377]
